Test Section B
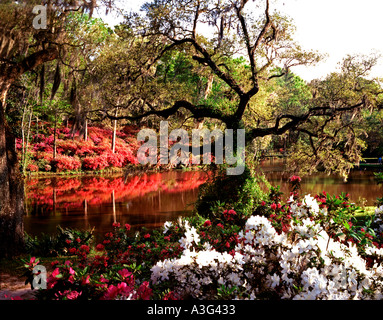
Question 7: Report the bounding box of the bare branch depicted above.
[103,100,231,124]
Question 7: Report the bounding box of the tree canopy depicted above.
[93,0,383,177]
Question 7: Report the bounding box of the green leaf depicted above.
[343,222,350,230]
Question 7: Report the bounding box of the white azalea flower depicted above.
[267,273,280,289]
[163,221,173,234]
[303,194,320,215]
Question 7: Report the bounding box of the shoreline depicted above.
[23,164,210,180]
[22,161,382,180]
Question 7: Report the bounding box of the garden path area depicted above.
[0,273,35,300]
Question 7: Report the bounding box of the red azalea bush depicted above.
[82,154,109,171]
[24,222,187,300]
[51,155,82,172]
[106,152,125,168]
[75,140,95,157]
[27,163,39,172]
[56,140,78,156]
[21,124,139,173]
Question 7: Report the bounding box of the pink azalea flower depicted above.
[138,281,152,300]
[66,290,82,300]
[118,269,134,285]
[117,282,134,297]
[104,285,118,300]
[82,275,90,285]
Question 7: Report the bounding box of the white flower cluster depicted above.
[163,221,173,234]
[375,205,383,216]
[150,198,383,300]
[178,220,200,249]
[373,206,383,234]
[151,247,242,298]
[289,194,323,218]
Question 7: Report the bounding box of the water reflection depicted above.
[24,171,210,237]
[24,164,383,237]
[258,158,383,204]
[264,171,383,205]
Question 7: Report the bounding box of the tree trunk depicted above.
[24,107,33,170]
[0,47,58,258]
[84,117,88,141]
[53,108,57,160]
[112,109,118,154]
[0,87,25,258]
[204,74,214,99]
[21,104,26,172]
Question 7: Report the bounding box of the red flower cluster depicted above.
[270,203,282,210]
[22,125,140,173]
[52,155,82,172]
[203,220,212,227]
[289,175,301,183]
[223,209,237,221]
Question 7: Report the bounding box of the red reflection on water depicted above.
[24,171,210,236]
[26,171,210,211]
[24,163,383,237]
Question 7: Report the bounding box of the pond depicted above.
[24,162,383,237]
[24,170,209,238]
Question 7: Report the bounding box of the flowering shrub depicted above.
[56,140,78,156]
[107,152,125,168]
[22,125,139,173]
[24,222,184,300]
[20,173,383,300]
[27,163,39,172]
[150,196,383,300]
[25,226,94,258]
[51,155,82,172]
[75,140,95,157]
[82,155,109,171]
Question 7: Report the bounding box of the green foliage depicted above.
[374,172,383,185]
[99,223,184,279]
[24,226,94,257]
[360,110,383,157]
[216,285,239,300]
[194,165,268,223]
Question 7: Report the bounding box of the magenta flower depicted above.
[138,281,152,300]
[203,220,212,227]
[118,269,134,285]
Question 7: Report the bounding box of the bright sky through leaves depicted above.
[99,0,383,82]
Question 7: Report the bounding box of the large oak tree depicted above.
[104,0,382,177]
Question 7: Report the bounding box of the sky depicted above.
[98,0,383,82]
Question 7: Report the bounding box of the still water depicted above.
[24,163,383,237]
[24,171,209,237]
